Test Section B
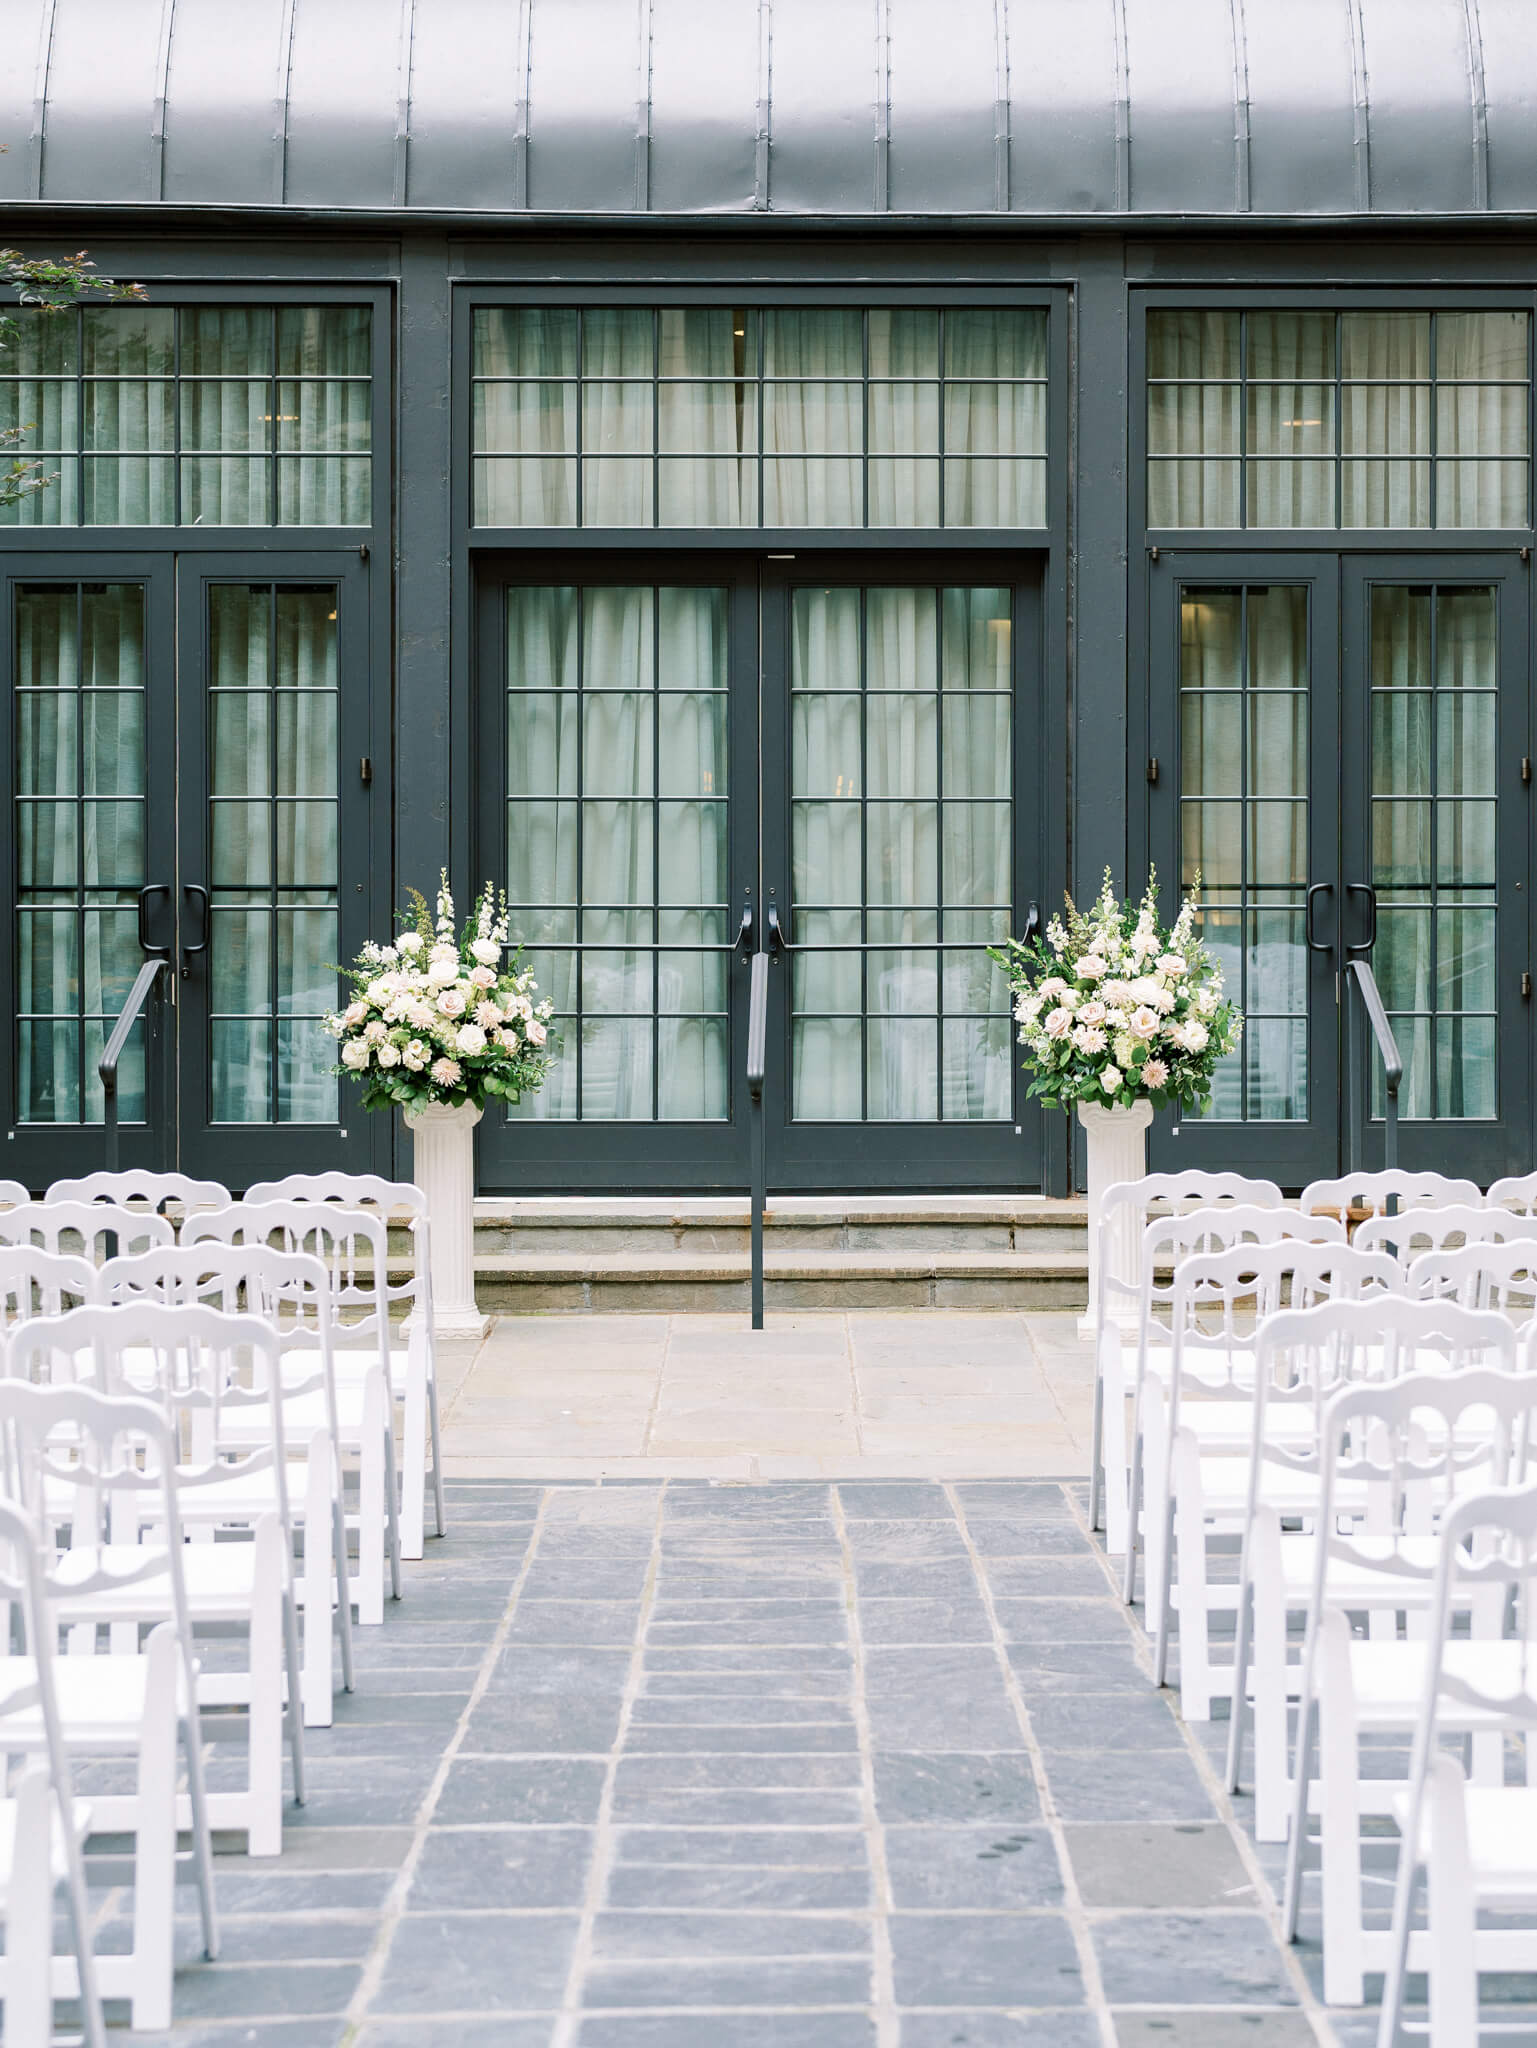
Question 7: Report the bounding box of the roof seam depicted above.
[1110,0,1130,212]
[1344,0,1370,212]
[394,0,415,211]
[1463,0,1490,211]
[754,0,771,212]
[273,0,297,208]
[874,0,890,215]
[635,0,653,214]
[1229,0,1251,215]
[993,0,1010,213]
[152,0,176,203]
[512,0,531,211]
[29,0,57,203]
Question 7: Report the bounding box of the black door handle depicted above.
[1021,900,1041,946]
[735,901,755,962]
[1346,882,1377,957]
[765,902,785,957]
[137,882,172,959]
[180,883,210,978]
[1305,881,1334,956]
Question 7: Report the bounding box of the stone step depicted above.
[462,1195,1088,1257]
[470,1244,1087,1313]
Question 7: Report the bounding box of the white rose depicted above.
[1101,1064,1123,1094]
[402,1039,429,1070]
[437,988,467,1018]
[341,1040,370,1069]
[365,978,391,1007]
[526,1020,547,1047]
[376,1043,401,1068]
[470,938,501,966]
[343,1000,367,1028]
[1075,954,1107,981]
[1044,1007,1072,1039]
[498,1027,521,1052]
[1077,999,1107,1027]
[428,956,459,987]
[1157,953,1188,978]
[469,965,497,989]
[396,932,423,956]
[456,1023,487,1056]
[1129,1005,1161,1040]
[1178,1019,1209,1053]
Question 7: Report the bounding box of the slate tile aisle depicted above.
[94,1478,1337,2046]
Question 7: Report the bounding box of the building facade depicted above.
[1,0,1533,1196]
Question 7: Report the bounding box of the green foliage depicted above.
[0,249,147,510]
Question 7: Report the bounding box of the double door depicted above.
[475,555,1051,1192]
[0,553,379,1190]
[1149,551,1530,1186]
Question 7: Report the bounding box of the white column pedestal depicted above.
[404,1100,491,1339]
[1077,1098,1154,1339]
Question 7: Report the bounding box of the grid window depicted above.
[471,306,1048,531]
[503,584,732,1123]
[1148,308,1531,531]
[14,583,148,1123]
[789,585,1014,1123]
[0,305,372,528]
[1371,584,1498,1121]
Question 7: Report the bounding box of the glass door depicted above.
[475,562,760,1191]
[760,562,1045,1190]
[0,560,176,1186]
[1147,556,1342,1186]
[174,558,379,1185]
[1342,558,1529,1180]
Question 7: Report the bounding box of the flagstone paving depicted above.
[87,1472,1374,2048]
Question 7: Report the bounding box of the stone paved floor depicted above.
[91,1473,1365,2048]
[434,1312,1096,1478]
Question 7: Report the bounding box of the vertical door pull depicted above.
[137,882,172,959]
[1305,881,1334,954]
[180,884,210,978]
[1345,881,1378,957]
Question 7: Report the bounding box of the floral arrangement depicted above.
[325,873,556,1113]
[993,869,1241,1115]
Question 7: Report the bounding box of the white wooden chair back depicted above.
[0,1244,100,1332]
[0,1200,174,1262]
[1136,1204,1344,1350]
[1379,1473,1537,2044]
[186,1199,392,1386]
[1486,1171,1537,1216]
[1299,1169,1482,1217]
[1354,1203,1537,1263]
[242,1173,433,1328]
[1099,1172,1283,1324]
[1409,1237,1537,1323]
[0,1494,104,2048]
[45,1171,231,1219]
[0,1179,30,1209]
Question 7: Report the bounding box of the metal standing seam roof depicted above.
[0,0,1533,221]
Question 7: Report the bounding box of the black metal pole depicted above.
[747,951,769,1332]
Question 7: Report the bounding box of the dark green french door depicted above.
[475,556,1049,1193]
[0,554,378,1190]
[1149,551,1529,1187]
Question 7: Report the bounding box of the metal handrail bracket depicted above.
[1344,956,1402,1179]
[100,957,173,1176]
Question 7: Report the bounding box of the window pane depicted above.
[1246,460,1333,527]
[943,459,1045,527]
[277,306,371,376]
[1437,311,1528,381]
[1149,459,1238,528]
[1148,384,1239,457]
[1436,461,1528,528]
[81,307,174,374]
[1342,384,1429,456]
[181,308,272,376]
[1147,310,1239,379]
[945,383,1046,456]
[1247,313,1333,380]
[1342,460,1430,528]
[868,309,940,376]
[944,309,1047,378]
[583,308,653,377]
[473,307,578,377]
[1248,383,1334,456]
[764,310,863,377]
[658,307,754,378]
[475,458,576,526]
[1341,311,1429,380]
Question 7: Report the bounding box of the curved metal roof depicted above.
[0,0,1532,221]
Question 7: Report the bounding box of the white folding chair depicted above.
[0,1498,103,2048]
[1227,1297,1516,1849]
[46,1171,231,1224]
[0,1377,221,2031]
[1278,1361,1530,2006]
[1486,1171,1537,1215]
[1408,1234,1537,1327]
[1378,1476,1537,2048]
[1120,1205,1345,1599]
[0,1201,174,1263]
[244,1173,445,1556]
[186,1203,401,1626]
[1299,1170,1483,1220]
[1147,1239,1404,1728]
[1353,1202,1537,1266]
[0,1243,100,1328]
[0,1179,30,1209]
[1089,1171,1283,1539]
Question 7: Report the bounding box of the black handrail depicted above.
[746,951,770,1330]
[100,957,173,1175]
[1345,956,1402,1178]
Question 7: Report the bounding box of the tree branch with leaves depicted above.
[1,249,147,511]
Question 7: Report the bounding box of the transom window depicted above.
[0,305,372,528]
[471,306,1047,530]
[1147,309,1531,532]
